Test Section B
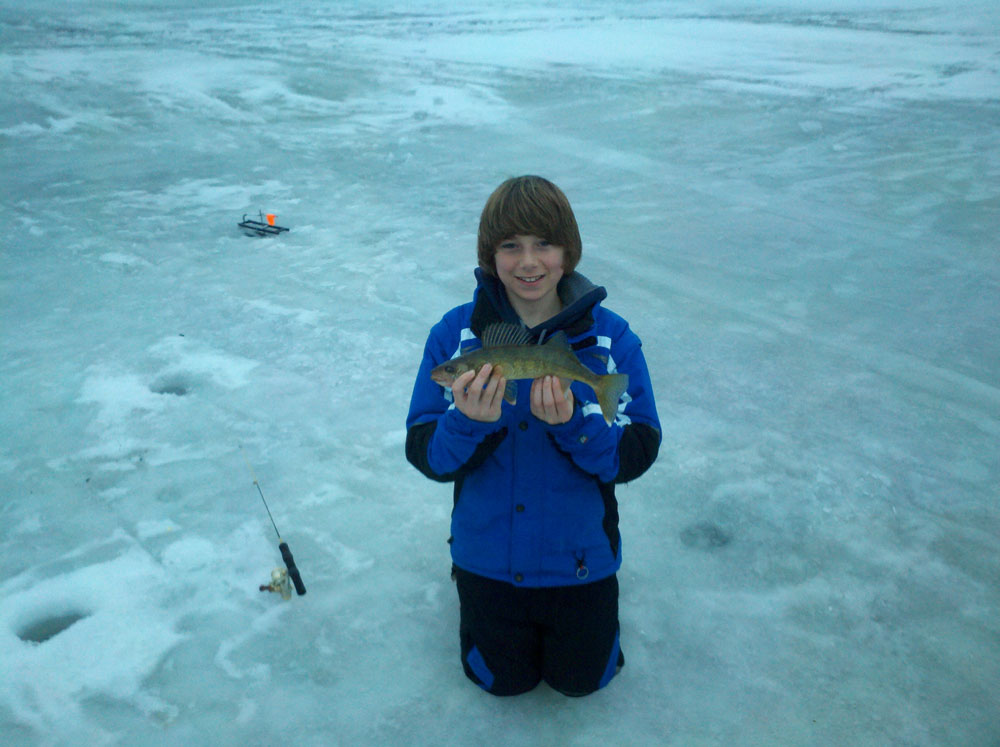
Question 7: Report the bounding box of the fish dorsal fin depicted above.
[481,322,533,348]
[543,330,572,350]
[541,329,583,367]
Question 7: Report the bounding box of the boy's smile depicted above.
[494,234,565,325]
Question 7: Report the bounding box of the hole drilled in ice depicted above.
[150,374,190,396]
[17,611,90,643]
[679,522,733,550]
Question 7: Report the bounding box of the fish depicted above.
[430,322,629,425]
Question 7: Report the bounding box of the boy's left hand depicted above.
[530,375,574,425]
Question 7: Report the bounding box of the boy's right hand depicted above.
[452,363,506,423]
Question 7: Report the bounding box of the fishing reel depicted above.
[260,567,292,600]
[258,542,307,600]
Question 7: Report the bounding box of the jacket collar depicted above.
[470,267,607,341]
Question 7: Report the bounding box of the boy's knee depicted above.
[544,640,624,697]
[462,644,540,696]
[466,669,541,697]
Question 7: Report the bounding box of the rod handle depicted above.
[279,542,306,596]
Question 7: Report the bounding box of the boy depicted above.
[406,175,660,696]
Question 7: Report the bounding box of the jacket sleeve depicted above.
[405,318,505,481]
[549,327,660,483]
[406,419,509,482]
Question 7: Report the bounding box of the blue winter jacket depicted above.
[406,270,660,587]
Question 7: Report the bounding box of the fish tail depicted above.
[596,373,629,424]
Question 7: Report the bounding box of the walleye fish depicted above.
[430,322,628,425]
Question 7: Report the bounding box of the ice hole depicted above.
[17,611,90,643]
[150,375,189,396]
[679,522,733,550]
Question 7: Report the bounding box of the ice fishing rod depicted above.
[239,445,306,597]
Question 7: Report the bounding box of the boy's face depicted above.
[494,234,565,313]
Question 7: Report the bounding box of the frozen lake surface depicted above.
[2,1,998,744]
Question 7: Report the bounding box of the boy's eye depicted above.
[538,239,550,247]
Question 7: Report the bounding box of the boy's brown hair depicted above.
[477,175,582,277]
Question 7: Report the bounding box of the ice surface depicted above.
[1,1,998,744]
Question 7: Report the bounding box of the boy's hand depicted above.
[531,375,574,425]
[452,363,505,423]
